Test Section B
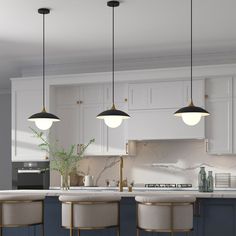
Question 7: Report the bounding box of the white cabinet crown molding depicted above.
[10,63,236,86]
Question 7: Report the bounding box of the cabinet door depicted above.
[55,87,78,106]
[128,83,149,110]
[205,77,233,154]
[80,84,103,104]
[206,99,232,154]
[79,85,104,155]
[149,81,184,109]
[12,86,46,161]
[197,199,236,236]
[104,83,128,104]
[184,80,205,107]
[55,105,79,150]
[80,103,104,155]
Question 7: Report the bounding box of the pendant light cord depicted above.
[112,5,115,107]
[190,0,193,104]
[42,12,46,111]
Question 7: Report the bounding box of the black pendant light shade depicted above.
[174,0,209,126]
[28,8,60,130]
[174,102,210,115]
[97,104,130,128]
[97,1,130,128]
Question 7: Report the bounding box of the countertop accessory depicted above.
[83,175,94,187]
[96,1,130,128]
[207,171,214,192]
[174,0,209,126]
[198,167,207,192]
[28,8,60,130]
[215,173,231,188]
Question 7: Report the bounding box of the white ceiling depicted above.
[1,0,236,88]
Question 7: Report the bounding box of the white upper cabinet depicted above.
[79,85,104,155]
[128,79,205,140]
[184,80,205,106]
[206,77,233,154]
[104,83,128,104]
[149,81,184,109]
[128,83,149,110]
[55,104,79,151]
[54,83,134,156]
[129,81,184,110]
[12,79,47,161]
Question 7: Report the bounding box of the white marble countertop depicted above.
[1,188,236,198]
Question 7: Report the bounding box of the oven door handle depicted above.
[17,170,42,174]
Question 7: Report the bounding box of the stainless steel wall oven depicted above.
[12,162,49,189]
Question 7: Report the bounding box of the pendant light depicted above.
[97,1,130,128]
[174,0,209,126]
[28,8,60,130]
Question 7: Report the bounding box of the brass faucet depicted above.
[119,156,124,192]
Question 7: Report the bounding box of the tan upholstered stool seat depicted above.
[59,194,121,236]
[0,194,45,236]
[135,195,196,235]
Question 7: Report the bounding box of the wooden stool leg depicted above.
[0,227,2,236]
[136,228,139,236]
[77,229,80,236]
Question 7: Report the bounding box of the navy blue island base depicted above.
[1,197,236,236]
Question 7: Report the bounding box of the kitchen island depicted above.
[0,189,235,236]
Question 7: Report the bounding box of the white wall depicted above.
[0,93,11,189]
[75,140,236,187]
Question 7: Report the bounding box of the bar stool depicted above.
[59,195,121,236]
[135,195,196,236]
[0,194,45,236]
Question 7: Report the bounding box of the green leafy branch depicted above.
[30,127,95,175]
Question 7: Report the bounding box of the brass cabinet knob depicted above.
[205,95,209,99]
[124,98,128,102]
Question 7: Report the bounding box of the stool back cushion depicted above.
[61,202,119,228]
[137,203,193,231]
[0,201,43,226]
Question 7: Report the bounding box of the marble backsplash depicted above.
[50,140,236,187]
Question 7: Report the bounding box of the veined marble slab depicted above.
[1,189,236,198]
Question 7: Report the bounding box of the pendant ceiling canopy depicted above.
[28,8,60,130]
[97,1,130,128]
[174,0,209,126]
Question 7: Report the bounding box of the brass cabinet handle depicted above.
[205,94,209,99]
[125,142,128,154]
[76,101,83,104]
[205,139,209,153]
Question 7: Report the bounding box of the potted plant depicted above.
[31,127,94,190]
